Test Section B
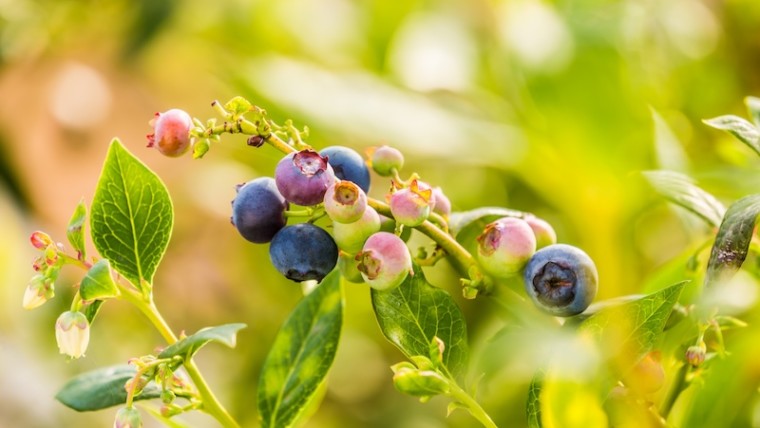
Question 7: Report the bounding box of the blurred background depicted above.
[2,0,760,426]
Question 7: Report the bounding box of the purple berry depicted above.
[147,109,193,157]
[320,146,371,193]
[231,177,289,243]
[269,223,338,282]
[323,180,367,224]
[523,244,598,316]
[333,206,381,254]
[357,232,412,291]
[476,217,536,277]
[275,149,336,206]
[389,180,433,227]
[525,216,557,249]
[369,145,404,177]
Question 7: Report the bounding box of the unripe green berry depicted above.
[369,145,404,176]
[332,206,381,254]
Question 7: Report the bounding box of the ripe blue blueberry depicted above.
[275,149,336,206]
[320,146,371,193]
[523,244,598,316]
[231,177,289,243]
[269,223,338,282]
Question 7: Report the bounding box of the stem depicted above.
[118,287,240,427]
[660,362,688,418]
[447,382,498,428]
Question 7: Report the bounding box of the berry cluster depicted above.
[150,106,598,313]
[228,143,413,290]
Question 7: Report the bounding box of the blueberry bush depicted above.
[21,94,760,427]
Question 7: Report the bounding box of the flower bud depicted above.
[323,180,368,224]
[113,407,142,428]
[55,311,90,358]
[392,366,450,397]
[22,275,52,310]
[30,231,53,250]
[368,145,404,176]
[686,343,706,367]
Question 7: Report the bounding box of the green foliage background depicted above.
[1,0,760,426]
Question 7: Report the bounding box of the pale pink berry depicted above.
[357,232,412,291]
[477,217,536,277]
[389,180,432,227]
[324,180,367,224]
[525,216,557,249]
[147,109,193,157]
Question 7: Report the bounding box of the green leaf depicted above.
[224,96,253,117]
[90,139,173,290]
[79,259,119,301]
[56,365,161,411]
[82,300,104,324]
[746,96,760,128]
[257,271,344,428]
[526,372,543,428]
[67,200,87,258]
[642,170,725,227]
[579,282,686,361]
[703,115,760,156]
[371,265,468,377]
[158,323,247,360]
[704,194,760,288]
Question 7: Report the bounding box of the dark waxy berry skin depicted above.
[523,244,598,317]
[147,109,193,157]
[231,178,289,243]
[275,150,336,206]
[269,223,338,282]
[320,146,371,193]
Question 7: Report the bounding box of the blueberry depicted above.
[323,180,367,224]
[275,149,336,206]
[431,187,451,218]
[332,206,381,254]
[524,216,557,249]
[147,109,193,157]
[269,223,338,282]
[389,180,433,227]
[369,145,404,177]
[476,217,536,277]
[523,244,598,316]
[357,232,412,291]
[231,177,289,243]
[320,146,371,193]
